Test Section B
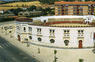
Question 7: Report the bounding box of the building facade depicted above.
[18,11,42,17]
[55,1,95,15]
[15,15,95,62]
[0,21,16,38]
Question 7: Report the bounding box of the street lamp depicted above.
[53,50,58,62]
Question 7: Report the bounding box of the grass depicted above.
[0,7,21,11]
[0,1,3,3]
[0,1,41,7]
[0,1,41,11]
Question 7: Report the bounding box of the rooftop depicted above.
[43,21,95,27]
[16,17,33,22]
[16,16,95,27]
[28,20,95,27]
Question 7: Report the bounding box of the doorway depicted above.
[17,35,20,41]
[79,40,83,48]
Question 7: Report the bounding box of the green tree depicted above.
[36,7,43,11]
[27,5,36,11]
[9,8,23,15]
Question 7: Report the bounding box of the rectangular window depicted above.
[88,5,91,15]
[9,26,13,29]
[91,5,94,15]
[78,30,84,37]
[17,26,20,30]
[73,6,77,15]
[64,30,70,37]
[37,28,41,34]
[62,6,64,15]
[79,7,83,15]
[50,29,55,36]
[28,27,32,32]
[64,5,68,15]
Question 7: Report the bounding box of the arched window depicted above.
[50,39,55,43]
[44,20,46,23]
[24,27,26,32]
[9,31,11,33]
[38,37,42,41]
[64,40,69,46]
[29,36,32,39]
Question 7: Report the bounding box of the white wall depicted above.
[28,25,95,48]
[33,15,95,22]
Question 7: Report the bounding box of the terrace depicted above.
[28,20,95,27]
[30,17,95,27]
[16,16,95,27]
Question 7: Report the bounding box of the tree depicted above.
[27,5,36,11]
[36,7,43,11]
[9,8,23,15]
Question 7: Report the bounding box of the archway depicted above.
[64,40,69,46]
[94,33,95,40]
[79,40,83,48]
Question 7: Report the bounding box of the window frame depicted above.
[29,36,32,39]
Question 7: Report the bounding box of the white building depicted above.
[0,10,4,14]
[0,21,16,38]
[15,15,95,62]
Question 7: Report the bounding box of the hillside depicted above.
[0,1,41,7]
[0,1,3,2]
[0,7,21,11]
[0,1,41,11]
[0,1,53,11]
[0,1,6,3]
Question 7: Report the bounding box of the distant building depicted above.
[18,11,42,17]
[0,22,16,38]
[55,1,95,15]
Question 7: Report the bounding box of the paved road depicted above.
[0,36,38,62]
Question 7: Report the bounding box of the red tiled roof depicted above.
[44,21,84,26]
[16,17,33,22]
[55,1,95,4]
[43,21,95,26]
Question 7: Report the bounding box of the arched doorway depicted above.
[17,35,20,41]
[94,33,95,40]
[64,40,69,46]
[78,40,83,48]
